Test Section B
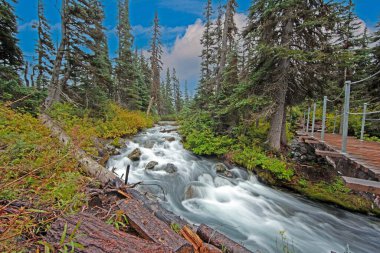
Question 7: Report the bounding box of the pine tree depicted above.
[164,68,174,114]
[149,12,163,114]
[0,0,23,80]
[115,0,139,109]
[215,0,238,94]
[243,0,340,150]
[184,80,189,104]
[200,0,214,84]
[33,0,55,89]
[172,68,181,113]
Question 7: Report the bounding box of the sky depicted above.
[14,0,380,92]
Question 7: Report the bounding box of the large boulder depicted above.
[164,137,176,142]
[128,148,142,161]
[163,163,178,173]
[145,161,158,170]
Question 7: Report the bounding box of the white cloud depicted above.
[160,13,248,90]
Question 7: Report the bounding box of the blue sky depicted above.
[14,0,380,91]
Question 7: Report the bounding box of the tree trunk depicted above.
[267,15,292,151]
[45,0,68,109]
[45,213,173,253]
[196,224,251,253]
[268,94,287,150]
[118,199,193,252]
[39,113,122,186]
[215,0,233,94]
[280,106,288,146]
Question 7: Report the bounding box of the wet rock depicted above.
[145,161,158,170]
[105,144,120,156]
[164,137,176,142]
[223,171,233,178]
[214,163,228,173]
[143,140,155,149]
[128,148,142,161]
[183,182,207,199]
[163,163,178,173]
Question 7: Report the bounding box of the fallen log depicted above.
[123,188,188,227]
[118,199,193,253]
[39,113,122,186]
[180,225,222,253]
[197,224,252,253]
[45,212,172,253]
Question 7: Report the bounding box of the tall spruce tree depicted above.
[0,0,23,80]
[33,0,55,89]
[243,0,340,150]
[150,12,163,114]
[115,0,139,109]
[172,68,182,113]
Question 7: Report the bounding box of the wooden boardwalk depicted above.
[312,133,380,180]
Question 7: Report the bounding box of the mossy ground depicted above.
[0,102,154,252]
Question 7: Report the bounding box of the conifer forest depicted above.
[1,0,380,252]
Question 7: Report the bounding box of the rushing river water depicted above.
[107,123,380,253]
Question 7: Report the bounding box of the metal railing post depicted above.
[360,103,367,141]
[306,107,310,133]
[321,96,327,141]
[311,103,316,137]
[342,81,351,153]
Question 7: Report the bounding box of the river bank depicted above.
[107,122,380,253]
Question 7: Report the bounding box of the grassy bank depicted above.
[47,103,154,156]
[179,111,380,216]
[0,102,154,251]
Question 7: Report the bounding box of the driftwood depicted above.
[197,224,252,253]
[180,226,222,253]
[118,199,193,253]
[123,188,188,227]
[45,213,172,253]
[39,113,122,186]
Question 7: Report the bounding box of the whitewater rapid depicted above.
[107,123,380,253]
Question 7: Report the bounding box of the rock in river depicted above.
[164,137,176,142]
[214,163,228,173]
[163,163,178,173]
[128,148,142,161]
[145,161,158,170]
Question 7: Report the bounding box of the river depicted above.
[107,123,380,253]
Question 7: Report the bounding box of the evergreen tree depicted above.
[33,0,55,89]
[199,0,214,94]
[215,0,238,94]
[243,0,340,150]
[115,0,140,109]
[0,0,23,80]
[184,80,190,104]
[150,12,163,114]
[172,68,182,113]
[163,68,174,114]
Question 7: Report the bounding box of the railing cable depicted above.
[351,69,380,85]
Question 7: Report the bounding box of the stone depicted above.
[145,161,158,170]
[223,171,233,178]
[163,163,178,173]
[164,137,176,142]
[143,140,155,149]
[214,163,228,173]
[128,148,142,161]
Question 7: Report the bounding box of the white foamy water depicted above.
[107,124,380,253]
